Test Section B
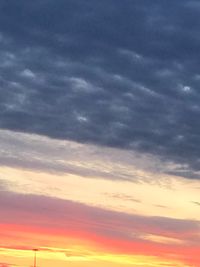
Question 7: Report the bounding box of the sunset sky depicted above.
[0,1,200,267]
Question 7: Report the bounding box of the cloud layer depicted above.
[1,1,200,177]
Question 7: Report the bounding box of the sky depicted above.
[0,0,200,266]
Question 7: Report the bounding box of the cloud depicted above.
[0,129,183,183]
[0,1,200,178]
[105,193,142,203]
[0,191,199,246]
[2,129,200,188]
[192,201,200,206]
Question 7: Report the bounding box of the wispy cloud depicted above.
[192,201,200,206]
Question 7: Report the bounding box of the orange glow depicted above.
[0,222,199,267]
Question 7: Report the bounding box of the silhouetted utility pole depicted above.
[33,249,38,267]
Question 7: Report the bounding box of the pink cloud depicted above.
[0,191,199,266]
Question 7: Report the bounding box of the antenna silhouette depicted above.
[33,249,38,267]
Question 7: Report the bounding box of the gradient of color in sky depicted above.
[0,1,200,267]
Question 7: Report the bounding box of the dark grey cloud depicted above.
[1,1,200,178]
